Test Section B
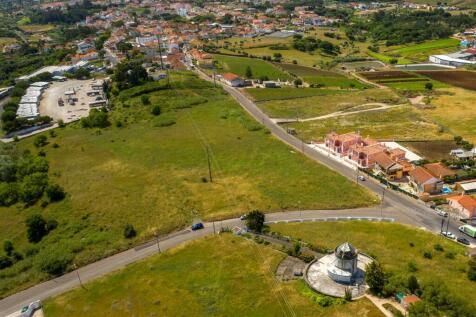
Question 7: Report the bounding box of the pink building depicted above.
[325,132,362,155]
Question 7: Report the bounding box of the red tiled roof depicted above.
[447,195,476,210]
[223,73,240,81]
[409,166,435,184]
[423,163,455,179]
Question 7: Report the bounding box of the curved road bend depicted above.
[1,69,474,316]
[0,207,447,316]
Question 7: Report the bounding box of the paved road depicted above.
[1,67,474,316]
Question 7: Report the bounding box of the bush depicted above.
[141,95,150,105]
[468,256,476,281]
[0,182,19,206]
[26,214,48,243]
[153,113,176,127]
[46,219,58,231]
[123,224,137,238]
[38,250,72,276]
[423,251,433,259]
[433,244,444,252]
[46,184,65,202]
[407,261,418,272]
[33,135,48,148]
[3,240,13,256]
[0,256,12,270]
[408,275,420,293]
[80,109,110,128]
[20,172,48,205]
[151,105,161,116]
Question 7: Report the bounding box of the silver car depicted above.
[20,300,42,317]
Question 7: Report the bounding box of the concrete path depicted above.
[366,294,406,317]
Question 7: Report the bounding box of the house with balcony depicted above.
[409,166,443,195]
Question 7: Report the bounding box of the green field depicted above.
[367,51,412,65]
[384,80,448,91]
[256,89,404,119]
[212,54,292,81]
[270,221,476,314]
[285,105,452,142]
[303,76,368,89]
[244,88,348,102]
[0,73,376,298]
[44,234,384,317]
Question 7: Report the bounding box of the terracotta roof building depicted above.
[409,166,443,194]
[447,195,476,219]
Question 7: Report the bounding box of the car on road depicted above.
[20,300,42,317]
[457,237,470,245]
[440,231,456,239]
[435,207,448,217]
[191,222,204,231]
[240,214,248,221]
[357,175,365,181]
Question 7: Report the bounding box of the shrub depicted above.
[33,135,48,148]
[0,256,12,270]
[3,240,13,256]
[25,247,38,257]
[468,256,476,281]
[46,219,58,231]
[423,251,433,259]
[81,109,110,128]
[20,172,48,205]
[151,105,161,116]
[344,288,352,301]
[408,275,420,293]
[58,119,65,128]
[433,244,444,252]
[0,182,19,206]
[26,214,48,243]
[445,252,455,259]
[124,224,137,238]
[46,184,65,202]
[141,95,150,105]
[153,113,176,127]
[38,250,72,276]
[298,252,315,263]
[407,261,418,272]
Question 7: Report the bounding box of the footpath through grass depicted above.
[44,234,384,317]
[0,72,375,298]
[270,221,476,314]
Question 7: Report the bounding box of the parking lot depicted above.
[39,79,105,123]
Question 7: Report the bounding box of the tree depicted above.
[81,109,110,128]
[365,261,386,295]
[245,210,265,232]
[454,136,463,144]
[425,82,433,90]
[463,142,474,151]
[34,135,48,148]
[389,58,398,65]
[20,172,48,205]
[294,79,303,87]
[0,182,18,207]
[26,214,48,243]
[468,255,476,281]
[46,184,65,202]
[124,224,137,238]
[408,275,420,293]
[113,61,148,90]
[116,41,133,53]
[39,249,72,276]
[245,66,253,79]
[3,240,13,256]
[0,256,12,270]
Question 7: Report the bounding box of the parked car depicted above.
[191,222,204,231]
[20,300,42,317]
[435,207,448,217]
[441,231,456,239]
[357,175,365,181]
[457,237,470,245]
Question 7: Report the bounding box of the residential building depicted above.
[373,152,403,180]
[423,162,456,180]
[409,166,443,194]
[221,73,244,87]
[447,195,476,219]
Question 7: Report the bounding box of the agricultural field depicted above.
[399,140,458,161]
[416,70,476,91]
[382,38,460,63]
[359,71,447,91]
[284,105,452,142]
[212,54,292,81]
[256,89,404,119]
[424,87,476,143]
[270,221,475,314]
[17,24,55,33]
[274,63,367,88]
[44,234,384,317]
[340,60,386,71]
[0,72,376,298]
[217,36,292,49]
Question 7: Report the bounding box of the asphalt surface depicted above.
[1,67,474,316]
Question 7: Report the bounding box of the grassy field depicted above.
[303,76,368,89]
[383,80,448,91]
[256,89,404,119]
[0,37,17,48]
[284,105,452,142]
[424,88,476,143]
[270,221,475,312]
[212,54,292,81]
[17,24,55,33]
[44,234,384,317]
[217,36,292,49]
[367,51,412,65]
[244,87,346,101]
[243,47,333,68]
[0,72,376,298]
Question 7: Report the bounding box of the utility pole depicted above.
[157,33,170,88]
[213,221,216,234]
[445,213,450,234]
[206,147,213,182]
[381,188,385,218]
[156,235,161,253]
[440,217,445,233]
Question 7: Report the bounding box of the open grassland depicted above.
[367,51,412,65]
[244,87,346,101]
[212,54,292,81]
[257,89,404,119]
[285,105,452,142]
[424,88,476,143]
[44,235,384,317]
[243,47,333,67]
[270,221,475,312]
[383,38,460,62]
[0,37,17,48]
[0,72,376,298]
[274,63,340,77]
[17,24,55,33]
[416,70,476,91]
